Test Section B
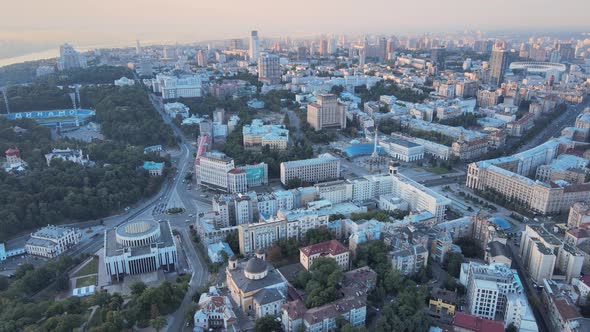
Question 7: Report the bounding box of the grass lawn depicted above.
[75,275,97,288]
[72,256,99,277]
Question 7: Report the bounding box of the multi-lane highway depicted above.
[148,94,209,331]
[49,90,209,331]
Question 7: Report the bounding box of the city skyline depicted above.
[1,0,589,53]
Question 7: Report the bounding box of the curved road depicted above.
[148,94,208,332]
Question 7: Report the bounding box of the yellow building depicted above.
[428,288,457,318]
[226,251,287,317]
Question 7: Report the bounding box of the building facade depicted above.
[25,225,81,258]
[307,94,347,130]
[280,154,341,186]
[299,239,349,271]
[104,220,178,281]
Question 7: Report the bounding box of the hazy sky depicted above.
[1,0,589,47]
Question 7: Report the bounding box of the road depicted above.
[518,101,587,152]
[505,241,550,332]
[147,94,210,332]
[27,91,210,331]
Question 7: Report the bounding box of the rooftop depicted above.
[300,240,348,257]
[487,241,512,259]
[281,154,339,168]
[430,288,458,304]
[453,312,504,332]
[227,260,285,293]
[105,220,175,258]
[142,161,164,170]
[388,138,421,148]
[31,225,75,240]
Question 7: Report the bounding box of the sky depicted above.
[0,0,589,51]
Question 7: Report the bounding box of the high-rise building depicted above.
[197,50,208,67]
[57,43,87,71]
[258,53,281,85]
[473,40,494,54]
[520,225,583,284]
[306,94,347,131]
[430,47,446,70]
[319,39,329,56]
[327,38,336,55]
[135,40,142,56]
[378,37,387,62]
[163,47,176,60]
[358,47,366,67]
[249,30,260,63]
[386,37,398,60]
[459,262,538,331]
[557,42,575,62]
[489,47,509,87]
[297,46,308,60]
[230,38,243,50]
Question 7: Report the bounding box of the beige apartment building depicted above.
[307,94,346,130]
[467,162,590,215]
[520,225,583,283]
[299,240,349,271]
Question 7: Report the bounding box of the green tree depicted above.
[130,281,147,297]
[304,227,336,245]
[302,258,343,308]
[150,316,167,332]
[445,253,463,277]
[254,315,283,332]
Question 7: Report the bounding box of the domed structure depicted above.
[244,257,268,280]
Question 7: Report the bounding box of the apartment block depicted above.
[280,154,340,186]
[307,94,347,130]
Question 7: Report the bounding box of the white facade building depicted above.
[460,261,537,331]
[164,102,190,119]
[390,168,451,222]
[104,220,178,281]
[381,138,425,162]
[280,154,341,186]
[25,225,81,258]
[153,74,203,99]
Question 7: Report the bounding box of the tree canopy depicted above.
[81,85,177,146]
[254,315,283,332]
[297,257,343,308]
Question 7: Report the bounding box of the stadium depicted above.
[509,61,567,79]
[1,109,95,128]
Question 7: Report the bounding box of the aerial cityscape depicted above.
[1,1,590,332]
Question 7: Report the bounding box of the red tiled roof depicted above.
[453,312,504,332]
[554,298,581,321]
[564,184,590,192]
[5,147,19,156]
[228,168,245,174]
[300,239,348,257]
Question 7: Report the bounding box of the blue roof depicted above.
[343,144,384,158]
[490,217,511,230]
[142,161,164,170]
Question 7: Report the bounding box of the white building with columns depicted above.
[25,225,81,258]
[104,219,178,281]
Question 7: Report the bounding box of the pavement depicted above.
[148,94,210,332]
[518,101,587,152]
